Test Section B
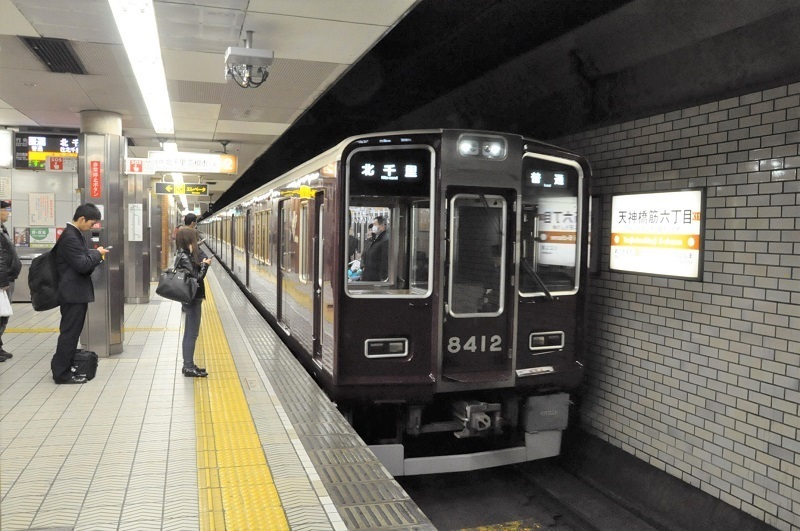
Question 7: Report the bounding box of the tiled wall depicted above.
[555,82,800,531]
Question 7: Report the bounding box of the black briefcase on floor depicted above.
[72,349,99,381]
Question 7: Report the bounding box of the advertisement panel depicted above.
[610,189,704,279]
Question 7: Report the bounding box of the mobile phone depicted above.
[105,245,113,250]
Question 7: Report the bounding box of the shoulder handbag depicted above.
[156,258,198,304]
[0,290,12,317]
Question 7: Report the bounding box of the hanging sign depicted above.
[154,182,208,195]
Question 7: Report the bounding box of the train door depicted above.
[245,209,251,288]
[276,199,289,328]
[230,215,236,272]
[442,190,515,383]
[312,192,324,362]
[515,153,585,380]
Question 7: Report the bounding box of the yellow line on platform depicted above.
[193,286,289,530]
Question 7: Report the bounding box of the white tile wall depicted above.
[555,82,800,531]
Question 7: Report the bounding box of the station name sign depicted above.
[155,182,208,196]
[125,151,237,175]
[610,189,705,279]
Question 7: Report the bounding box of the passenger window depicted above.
[520,155,582,296]
[345,146,434,298]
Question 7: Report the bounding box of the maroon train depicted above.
[201,129,590,475]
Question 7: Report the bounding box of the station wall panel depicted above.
[555,81,800,531]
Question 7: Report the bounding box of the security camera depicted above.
[224,47,273,88]
[224,31,273,88]
[224,47,274,69]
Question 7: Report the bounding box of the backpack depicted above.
[28,243,60,311]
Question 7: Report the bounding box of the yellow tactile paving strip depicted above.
[192,287,290,531]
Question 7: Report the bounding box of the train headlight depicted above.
[459,140,479,156]
[457,134,507,160]
[483,141,503,158]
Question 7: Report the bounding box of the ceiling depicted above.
[2,1,800,212]
[0,0,418,202]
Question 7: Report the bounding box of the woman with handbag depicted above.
[175,226,212,377]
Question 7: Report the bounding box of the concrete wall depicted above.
[554,82,800,531]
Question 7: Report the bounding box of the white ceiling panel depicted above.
[163,49,226,84]
[171,102,222,120]
[161,0,249,11]
[0,1,39,37]
[242,12,391,64]
[216,120,288,136]
[247,0,417,26]
[0,35,47,71]
[0,108,37,126]
[173,116,218,132]
[13,0,119,43]
[156,2,245,53]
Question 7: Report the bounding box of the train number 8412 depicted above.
[447,335,503,353]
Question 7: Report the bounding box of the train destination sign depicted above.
[347,147,432,196]
[15,133,79,170]
[155,182,208,196]
[610,189,704,279]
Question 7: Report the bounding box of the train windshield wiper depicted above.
[520,257,553,300]
[478,193,553,301]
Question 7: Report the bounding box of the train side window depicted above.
[519,155,582,296]
[281,203,292,272]
[264,210,271,265]
[345,145,435,298]
[409,202,430,291]
[299,201,310,282]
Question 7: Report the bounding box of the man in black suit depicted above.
[51,203,108,384]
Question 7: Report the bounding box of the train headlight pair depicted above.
[457,135,507,160]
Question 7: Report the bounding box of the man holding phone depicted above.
[51,203,109,384]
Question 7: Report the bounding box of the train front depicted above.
[337,130,590,475]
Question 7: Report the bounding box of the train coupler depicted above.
[452,400,502,438]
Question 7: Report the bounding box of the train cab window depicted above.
[519,155,582,296]
[345,145,435,298]
[448,194,506,316]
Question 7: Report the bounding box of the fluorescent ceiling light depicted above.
[108,0,174,135]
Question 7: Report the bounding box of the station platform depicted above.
[0,262,434,530]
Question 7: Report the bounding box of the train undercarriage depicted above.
[343,391,571,476]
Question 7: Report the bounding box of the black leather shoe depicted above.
[182,366,208,378]
[0,350,11,359]
[56,375,87,384]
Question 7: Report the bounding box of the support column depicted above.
[79,110,124,358]
[124,171,149,302]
